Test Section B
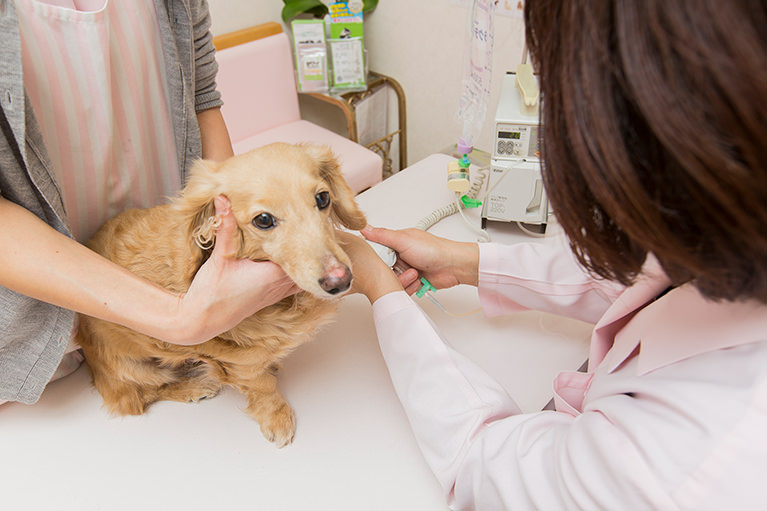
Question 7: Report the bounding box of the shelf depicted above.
[303,71,407,178]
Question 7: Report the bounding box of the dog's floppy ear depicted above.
[303,144,367,230]
[173,159,221,253]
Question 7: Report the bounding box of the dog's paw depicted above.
[101,385,149,416]
[259,402,296,448]
[106,397,147,416]
[187,379,223,403]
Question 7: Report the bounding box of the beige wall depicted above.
[207,0,526,166]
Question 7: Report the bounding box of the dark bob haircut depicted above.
[524,0,767,302]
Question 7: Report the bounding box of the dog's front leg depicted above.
[239,371,296,448]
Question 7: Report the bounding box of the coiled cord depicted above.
[415,165,489,235]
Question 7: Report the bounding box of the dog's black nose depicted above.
[319,266,352,295]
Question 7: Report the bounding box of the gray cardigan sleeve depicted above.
[191,0,222,112]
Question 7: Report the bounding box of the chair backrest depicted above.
[212,22,283,51]
[214,25,301,145]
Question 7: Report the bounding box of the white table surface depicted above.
[0,154,592,511]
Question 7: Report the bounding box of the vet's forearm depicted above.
[0,197,184,343]
[197,107,234,161]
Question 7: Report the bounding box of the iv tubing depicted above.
[454,193,490,242]
[424,291,482,317]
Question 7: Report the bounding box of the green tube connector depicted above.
[415,277,436,298]
[460,195,482,208]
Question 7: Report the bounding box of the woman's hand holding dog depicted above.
[338,230,408,303]
[363,227,479,291]
[342,226,479,303]
[0,195,293,347]
[173,196,299,345]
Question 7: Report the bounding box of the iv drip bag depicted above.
[456,0,495,155]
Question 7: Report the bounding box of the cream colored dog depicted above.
[77,143,366,447]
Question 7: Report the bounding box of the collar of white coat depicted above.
[594,256,767,375]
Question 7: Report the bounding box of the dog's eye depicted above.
[252,213,276,230]
[315,191,331,210]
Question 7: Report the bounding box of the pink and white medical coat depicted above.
[372,242,767,510]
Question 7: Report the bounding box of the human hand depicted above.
[360,226,479,295]
[173,195,299,345]
[335,230,405,303]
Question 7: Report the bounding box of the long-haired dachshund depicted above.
[76,143,367,447]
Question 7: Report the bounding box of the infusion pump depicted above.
[481,67,550,228]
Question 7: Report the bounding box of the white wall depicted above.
[207,0,526,166]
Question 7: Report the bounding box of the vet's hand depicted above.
[174,195,298,345]
[336,230,409,304]
[360,226,479,295]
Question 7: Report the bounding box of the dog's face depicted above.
[176,143,367,297]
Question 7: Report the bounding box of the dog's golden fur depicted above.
[76,143,366,447]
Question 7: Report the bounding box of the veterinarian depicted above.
[341,0,767,509]
[0,0,297,406]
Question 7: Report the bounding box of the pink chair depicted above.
[213,23,383,194]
